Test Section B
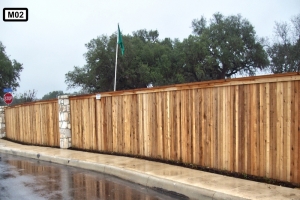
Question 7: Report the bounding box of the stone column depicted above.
[0,106,6,138]
[58,95,71,148]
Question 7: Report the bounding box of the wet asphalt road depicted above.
[0,153,188,200]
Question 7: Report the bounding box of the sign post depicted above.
[3,88,13,93]
[3,92,13,105]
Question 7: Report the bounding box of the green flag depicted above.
[118,24,124,55]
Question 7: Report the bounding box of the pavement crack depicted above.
[211,191,216,200]
[146,176,150,187]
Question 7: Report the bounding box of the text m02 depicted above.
[3,8,28,22]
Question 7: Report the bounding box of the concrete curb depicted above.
[0,147,249,200]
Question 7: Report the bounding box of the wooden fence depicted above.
[70,72,300,185]
[5,99,60,147]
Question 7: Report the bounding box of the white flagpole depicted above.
[114,26,119,91]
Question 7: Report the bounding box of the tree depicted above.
[12,89,38,105]
[267,14,300,73]
[65,30,184,92]
[66,14,269,92]
[0,89,38,106]
[189,13,269,80]
[41,90,64,100]
[0,41,23,97]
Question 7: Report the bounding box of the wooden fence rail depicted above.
[5,99,60,147]
[70,73,300,185]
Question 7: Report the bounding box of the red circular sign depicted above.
[4,92,13,105]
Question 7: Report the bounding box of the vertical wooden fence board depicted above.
[275,82,283,180]
[289,81,295,182]
[212,88,216,168]
[132,95,138,155]
[166,91,171,160]
[180,90,187,163]
[161,92,166,159]
[233,85,239,172]
[199,89,204,166]
[251,84,259,175]
[117,96,123,153]
[191,89,195,164]
[112,96,118,152]
[281,82,291,180]
[229,86,234,171]
[137,94,143,156]
[95,99,100,151]
[291,81,300,183]
[149,93,155,157]
[193,89,200,165]
[169,91,175,160]
[259,84,265,177]
[255,84,260,176]
[156,92,163,158]
[297,81,300,184]
[124,95,130,154]
[176,90,181,162]
[71,100,78,148]
[238,85,245,173]
[203,89,208,167]
[269,83,275,179]
[186,90,192,164]
[225,86,231,170]
[142,94,149,156]
[91,98,97,150]
[222,86,227,170]
[286,81,292,182]
[217,87,223,169]
[246,84,252,175]
[108,96,113,151]
[75,99,81,149]
[209,88,213,168]
[265,83,271,178]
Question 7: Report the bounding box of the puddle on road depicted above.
[0,153,188,200]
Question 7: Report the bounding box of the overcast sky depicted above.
[1,0,299,98]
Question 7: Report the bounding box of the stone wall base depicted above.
[60,137,71,149]
[0,133,5,138]
[58,95,72,149]
[0,106,6,138]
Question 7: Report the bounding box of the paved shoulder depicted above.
[0,139,299,200]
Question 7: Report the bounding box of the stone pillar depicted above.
[58,95,71,148]
[0,106,6,138]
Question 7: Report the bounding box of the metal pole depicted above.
[114,30,119,91]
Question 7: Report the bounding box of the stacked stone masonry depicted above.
[58,95,72,148]
[0,106,6,138]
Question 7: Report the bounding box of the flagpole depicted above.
[114,26,119,92]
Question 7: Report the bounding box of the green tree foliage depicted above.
[0,89,38,106]
[190,13,269,80]
[267,14,300,73]
[65,30,184,92]
[12,89,37,105]
[65,13,269,92]
[41,90,64,100]
[0,41,23,97]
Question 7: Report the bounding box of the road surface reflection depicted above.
[0,153,188,200]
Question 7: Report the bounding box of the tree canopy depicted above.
[267,14,300,73]
[0,89,37,106]
[65,13,272,93]
[0,41,23,97]
[189,13,269,80]
[41,90,64,100]
[65,31,185,92]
